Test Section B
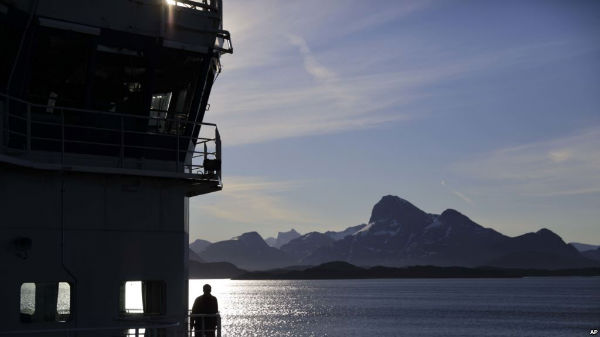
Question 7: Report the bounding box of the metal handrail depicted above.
[0,93,221,180]
[0,314,226,336]
[0,321,180,335]
[188,313,221,337]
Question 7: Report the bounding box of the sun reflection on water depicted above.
[189,279,333,336]
[188,278,600,337]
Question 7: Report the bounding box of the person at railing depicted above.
[191,284,219,337]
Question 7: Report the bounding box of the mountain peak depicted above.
[440,208,462,216]
[266,229,302,248]
[189,239,212,254]
[535,228,565,243]
[234,232,268,248]
[278,228,299,236]
[439,209,467,222]
[369,195,430,227]
[438,208,484,229]
[536,228,553,235]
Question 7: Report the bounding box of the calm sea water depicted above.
[189,277,600,337]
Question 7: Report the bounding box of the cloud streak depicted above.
[190,176,315,229]
[211,0,586,147]
[452,127,600,197]
[441,180,474,205]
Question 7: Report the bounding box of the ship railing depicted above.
[187,313,222,337]
[0,321,180,336]
[213,30,233,55]
[0,92,221,181]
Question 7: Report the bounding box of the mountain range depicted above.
[265,229,301,248]
[190,195,600,271]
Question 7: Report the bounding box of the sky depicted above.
[189,0,600,245]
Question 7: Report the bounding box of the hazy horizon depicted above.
[190,0,600,244]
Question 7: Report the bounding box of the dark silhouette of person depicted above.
[191,284,219,337]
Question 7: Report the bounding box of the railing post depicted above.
[215,127,221,181]
[176,119,180,172]
[217,314,221,337]
[26,103,31,152]
[120,115,124,168]
[61,108,65,164]
[0,97,5,149]
[135,327,139,337]
[203,143,207,175]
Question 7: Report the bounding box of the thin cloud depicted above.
[452,191,474,205]
[210,1,439,146]
[288,34,336,82]
[452,127,600,197]
[212,21,582,146]
[190,176,315,227]
[441,180,474,205]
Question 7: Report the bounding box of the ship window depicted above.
[20,283,35,316]
[28,27,91,108]
[19,282,72,323]
[56,282,72,322]
[93,50,148,117]
[149,92,172,132]
[120,281,166,316]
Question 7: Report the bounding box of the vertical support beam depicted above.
[176,119,180,172]
[183,53,214,165]
[26,103,31,152]
[120,115,125,167]
[0,97,4,149]
[215,127,221,181]
[60,108,64,164]
[203,143,207,175]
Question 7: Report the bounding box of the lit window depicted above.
[149,92,172,132]
[57,282,71,322]
[20,283,35,316]
[20,282,72,323]
[120,281,166,316]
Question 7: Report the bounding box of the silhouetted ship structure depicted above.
[1,0,231,335]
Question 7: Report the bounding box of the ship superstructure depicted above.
[0,0,231,335]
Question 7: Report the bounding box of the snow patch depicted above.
[354,223,373,235]
[445,225,452,238]
[425,218,442,231]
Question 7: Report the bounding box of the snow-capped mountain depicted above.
[191,195,598,270]
[300,196,597,269]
